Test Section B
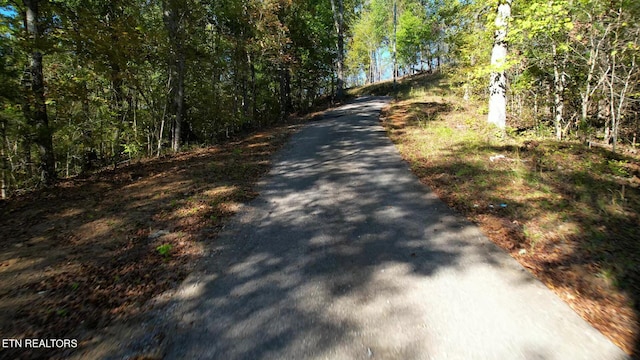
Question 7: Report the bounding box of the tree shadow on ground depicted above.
[151,108,516,359]
[387,107,640,357]
[0,125,298,359]
[122,97,628,360]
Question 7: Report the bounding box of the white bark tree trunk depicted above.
[330,0,344,99]
[487,0,512,130]
[552,43,567,140]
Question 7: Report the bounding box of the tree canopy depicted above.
[346,0,638,144]
[0,0,638,197]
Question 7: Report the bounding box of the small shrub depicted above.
[157,243,173,257]
[607,159,629,177]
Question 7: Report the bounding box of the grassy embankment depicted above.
[350,72,640,356]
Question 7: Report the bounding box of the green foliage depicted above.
[0,0,343,195]
[1,0,637,195]
[122,143,141,159]
[440,0,640,147]
[396,5,431,68]
[156,243,172,257]
[607,160,629,177]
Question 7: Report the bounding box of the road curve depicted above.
[160,96,628,360]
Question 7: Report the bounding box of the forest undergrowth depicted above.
[0,112,321,359]
[372,73,640,357]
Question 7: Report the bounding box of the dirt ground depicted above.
[0,118,311,359]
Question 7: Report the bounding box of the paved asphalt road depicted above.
[160,96,628,359]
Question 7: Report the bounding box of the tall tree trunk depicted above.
[20,71,33,179]
[297,74,304,112]
[552,43,566,140]
[330,0,344,100]
[613,47,636,153]
[110,63,125,165]
[173,50,185,151]
[376,50,381,82]
[487,0,511,130]
[285,69,292,111]
[279,66,291,121]
[580,63,594,125]
[80,81,94,173]
[369,50,374,84]
[163,0,185,153]
[249,54,257,123]
[392,0,397,87]
[157,71,171,157]
[1,119,8,199]
[72,18,95,173]
[581,23,609,126]
[24,0,55,184]
[242,55,249,118]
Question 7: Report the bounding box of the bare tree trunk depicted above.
[607,17,618,151]
[611,38,637,153]
[20,71,33,179]
[330,0,344,99]
[581,22,610,125]
[368,50,374,84]
[552,43,566,140]
[597,85,611,143]
[242,54,249,118]
[463,74,471,101]
[279,66,291,121]
[158,72,171,157]
[297,74,304,112]
[173,50,185,151]
[110,63,125,166]
[392,0,397,88]
[163,0,185,153]
[249,53,257,122]
[487,0,511,130]
[24,0,55,184]
[158,113,166,157]
[376,55,380,82]
[1,119,8,199]
[72,17,96,173]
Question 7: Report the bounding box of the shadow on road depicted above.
[134,97,628,360]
